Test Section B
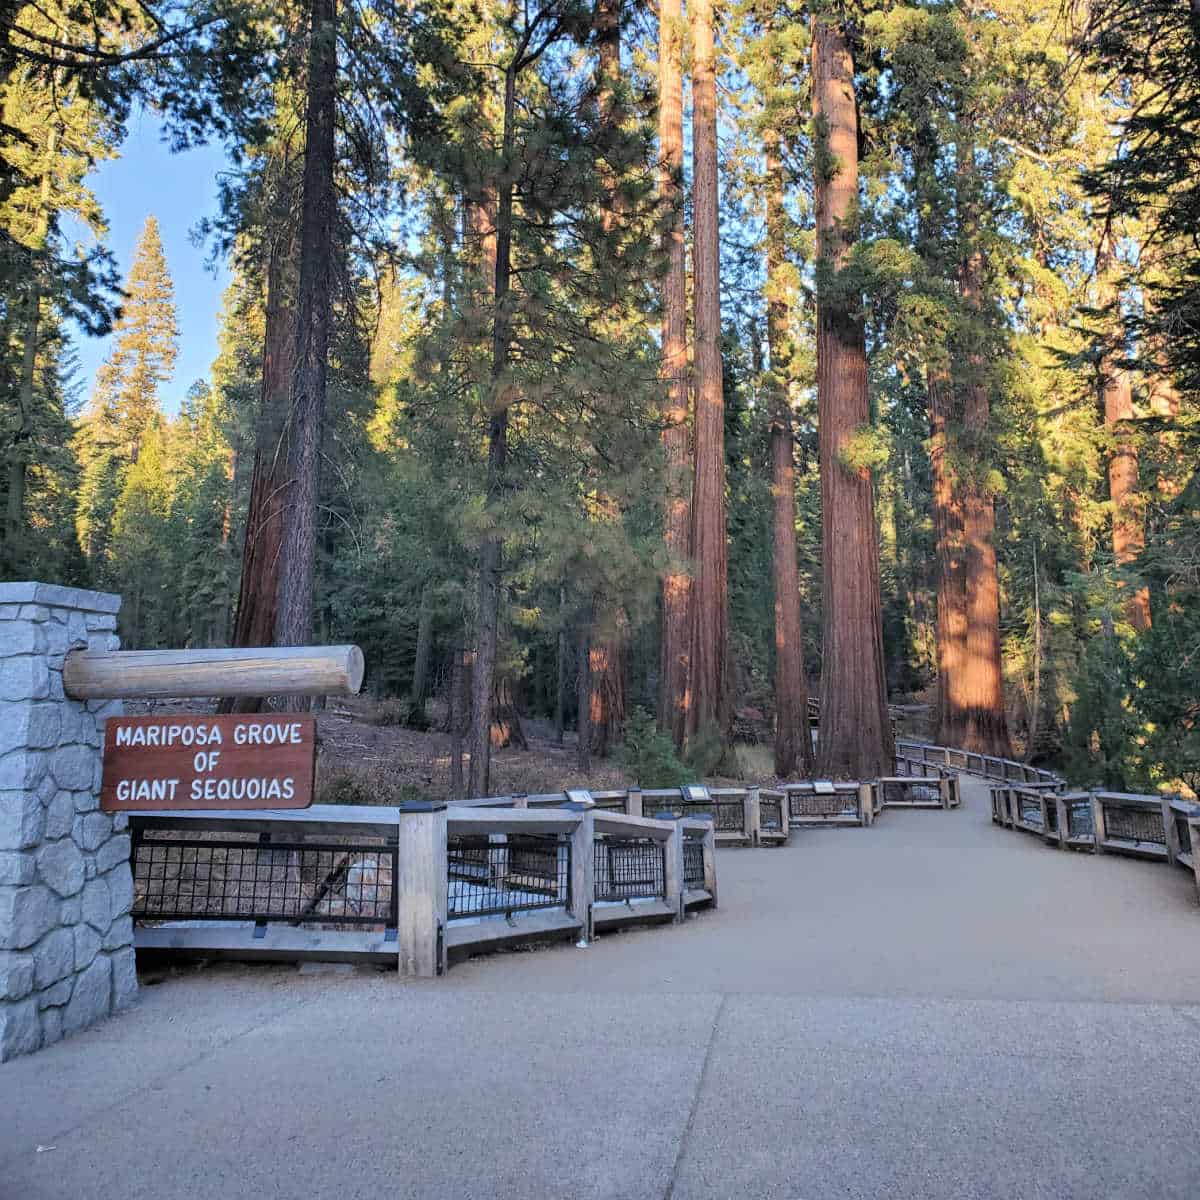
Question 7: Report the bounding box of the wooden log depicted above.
[63,645,365,701]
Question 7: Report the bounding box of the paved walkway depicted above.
[3,777,1199,1200]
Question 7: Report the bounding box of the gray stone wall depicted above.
[0,582,136,1061]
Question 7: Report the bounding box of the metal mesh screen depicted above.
[883,780,941,806]
[447,834,570,919]
[132,834,397,926]
[683,841,705,889]
[1067,799,1094,838]
[593,839,665,902]
[643,798,743,832]
[788,790,858,818]
[759,795,784,831]
[1103,804,1166,845]
[1018,795,1043,828]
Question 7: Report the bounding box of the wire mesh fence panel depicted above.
[882,780,941,806]
[788,790,858,818]
[447,834,570,919]
[593,838,666,902]
[759,795,784,832]
[1017,794,1043,828]
[711,799,744,833]
[683,841,705,890]
[131,834,397,926]
[1067,799,1094,839]
[1103,805,1166,845]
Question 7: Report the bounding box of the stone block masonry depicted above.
[0,582,136,1061]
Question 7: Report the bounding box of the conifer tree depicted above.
[685,0,731,751]
[811,9,893,778]
[76,214,178,577]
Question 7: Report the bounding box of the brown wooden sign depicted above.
[100,714,317,811]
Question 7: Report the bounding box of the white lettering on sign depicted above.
[115,722,224,749]
[232,721,303,747]
[116,778,180,803]
[189,777,296,802]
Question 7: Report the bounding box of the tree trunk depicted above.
[223,221,298,705]
[449,646,471,800]
[410,583,434,710]
[274,0,337,660]
[576,608,592,774]
[764,138,813,777]
[684,0,730,747]
[467,65,518,797]
[811,15,894,779]
[954,131,1011,755]
[489,675,526,749]
[657,0,691,745]
[555,584,567,746]
[1099,239,1150,633]
[588,612,626,758]
[928,362,968,746]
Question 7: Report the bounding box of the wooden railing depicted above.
[987,781,1200,900]
[127,800,718,975]
[896,739,1062,789]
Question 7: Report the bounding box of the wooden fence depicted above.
[987,780,1200,900]
[896,739,1062,788]
[128,798,717,976]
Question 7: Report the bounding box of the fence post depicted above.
[1091,792,1105,855]
[702,819,718,906]
[1053,794,1069,849]
[939,772,952,810]
[858,782,874,826]
[744,787,760,846]
[1161,796,1179,868]
[1187,814,1200,904]
[397,801,447,978]
[565,803,594,944]
[626,788,643,819]
[665,821,684,922]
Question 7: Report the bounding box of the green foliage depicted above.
[621,708,693,788]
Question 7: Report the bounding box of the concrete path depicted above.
[3,776,1199,1200]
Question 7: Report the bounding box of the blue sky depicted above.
[73,110,231,415]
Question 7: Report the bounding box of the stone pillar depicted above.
[0,583,135,1061]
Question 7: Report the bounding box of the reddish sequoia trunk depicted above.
[811,16,893,779]
[657,0,691,746]
[764,139,813,777]
[954,132,1011,756]
[588,614,627,758]
[587,0,628,756]
[228,228,297,659]
[1099,240,1150,633]
[684,0,730,746]
[274,0,337,658]
[928,362,968,747]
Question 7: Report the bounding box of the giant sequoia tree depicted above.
[810,13,892,778]
[684,0,731,749]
